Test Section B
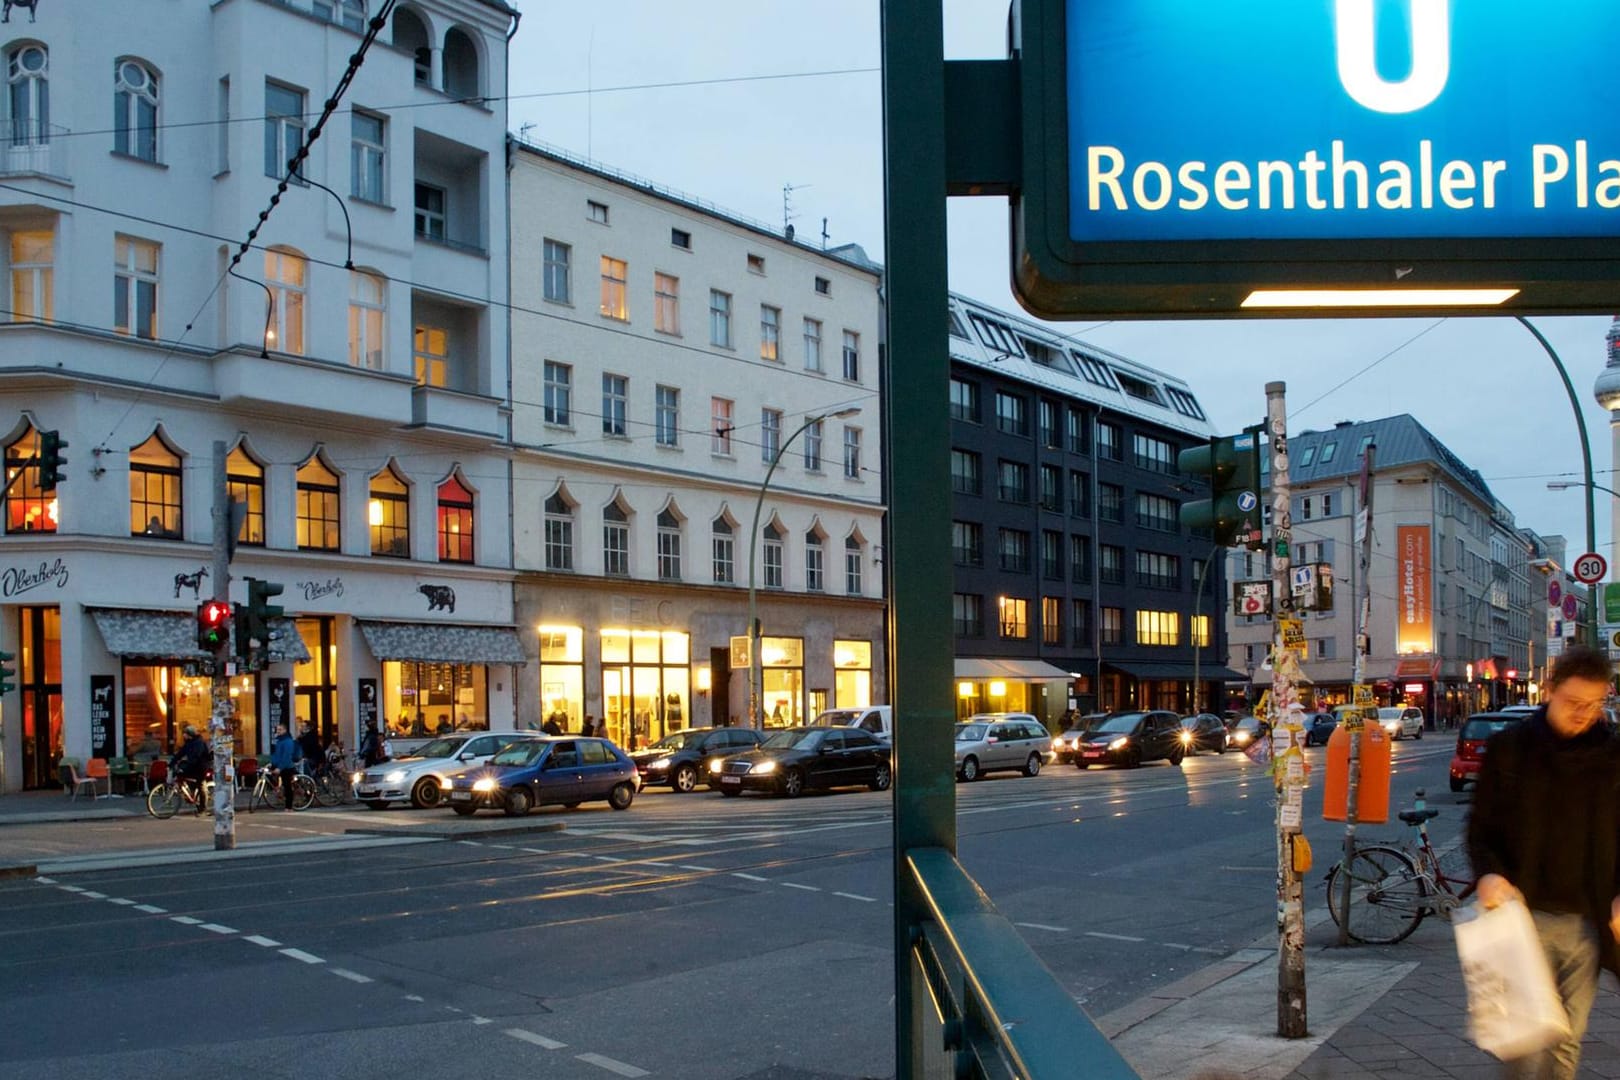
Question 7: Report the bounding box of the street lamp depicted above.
[746,405,861,729]
[1548,478,1617,644]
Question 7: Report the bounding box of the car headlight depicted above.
[1233,731,1250,744]
[1108,736,1129,751]
[442,779,453,790]
[472,777,497,793]
[1051,738,1062,750]
[1179,730,1192,744]
[650,757,671,770]
[383,770,406,783]
[750,760,778,775]
[708,757,724,773]
[350,771,364,784]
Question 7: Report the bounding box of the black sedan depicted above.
[1303,712,1338,747]
[711,727,892,798]
[1179,714,1228,754]
[628,726,765,793]
[1074,711,1185,769]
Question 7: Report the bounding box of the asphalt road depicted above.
[0,735,1463,1080]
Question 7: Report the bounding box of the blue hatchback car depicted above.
[442,736,639,816]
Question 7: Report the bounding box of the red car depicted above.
[1449,712,1524,793]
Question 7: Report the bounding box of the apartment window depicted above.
[761,408,783,463]
[762,523,783,589]
[1136,492,1178,533]
[747,253,766,274]
[1300,496,1313,521]
[350,109,384,201]
[1322,493,1334,517]
[939,516,984,570]
[950,449,981,495]
[803,419,824,471]
[671,227,691,249]
[1039,464,1062,512]
[599,256,628,320]
[1096,420,1121,460]
[1039,400,1060,448]
[805,532,825,592]
[843,427,862,479]
[602,374,628,437]
[1136,610,1180,646]
[542,239,571,303]
[114,59,159,162]
[954,593,984,638]
[1098,483,1123,523]
[1315,637,1336,660]
[314,0,365,30]
[1099,544,1123,585]
[368,468,409,557]
[1041,530,1063,579]
[296,457,340,552]
[712,518,734,584]
[1298,446,1317,468]
[949,378,980,423]
[998,597,1029,640]
[603,503,629,575]
[711,397,733,455]
[265,248,306,354]
[1067,407,1089,454]
[655,385,680,447]
[437,479,473,566]
[654,272,679,334]
[842,330,860,381]
[1071,600,1091,647]
[413,325,448,386]
[998,460,1029,503]
[998,528,1031,573]
[1071,535,1091,584]
[588,200,609,224]
[1101,607,1123,646]
[760,305,781,361]
[995,392,1029,437]
[803,318,823,372]
[414,182,446,241]
[226,446,264,547]
[129,434,181,539]
[347,271,385,370]
[845,536,863,594]
[114,235,159,339]
[815,276,831,296]
[1192,615,1212,648]
[1135,551,1180,589]
[1069,470,1090,518]
[543,361,572,426]
[1132,433,1176,474]
[1042,597,1062,646]
[263,81,304,180]
[7,44,48,143]
[9,229,52,322]
[656,508,682,581]
[709,289,732,347]
[545,492,577,570]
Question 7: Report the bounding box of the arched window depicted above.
[602,501,629,576]
[114,58,159,161]
[392,8,431,85]
[130,433,182,538]
[6,43,48,144]
[656,507,682,582]
[349,271,385,369]
[711,517,734,584]
[297,456,340,551]
[762,522,783,589]
[369,466,409,557]
[265,248,307,354]
[437,474,473,563]
[804,529,825,592]
[544,491,573,571]
[845,535,864,595]
[5,425,54,534]
[227,445,264,546]
[443,27,480,98]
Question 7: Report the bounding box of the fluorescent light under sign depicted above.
[1242,288,1520,309]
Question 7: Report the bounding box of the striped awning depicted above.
[89,608,310,663]
[356,620,527,664]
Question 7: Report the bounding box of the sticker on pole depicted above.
[1574,552,1607,585]
[1237,491,1258,513]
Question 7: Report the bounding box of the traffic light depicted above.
[37,429,67,492]
[245,577,284,644]
[0,650,14,695]
[197,600,232,653]
[1178,427,1264,548]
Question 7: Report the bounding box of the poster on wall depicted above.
[1396,525,1433,654]
[266,677,290,735]
[90,674,115,760]
[357,678,378,735]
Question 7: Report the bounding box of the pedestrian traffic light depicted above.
[0,650,14,695]
[37,429,67,492]
[1178,427,1264,548]
[197,600,231,653]
[245,577,284,644]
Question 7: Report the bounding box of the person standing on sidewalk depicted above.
[268,722,301,811]
[1467,644,1620,1080]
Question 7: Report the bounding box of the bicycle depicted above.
[247,765,316,812]
[147,773,216,819]
[1324,787,1477,944]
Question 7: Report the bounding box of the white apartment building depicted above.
[507,141,886,742]
[0,0,519,791]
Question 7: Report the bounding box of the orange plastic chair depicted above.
[81,758,112,800]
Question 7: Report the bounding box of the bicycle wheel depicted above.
[1432,842,1477,901]
[1325,845,1428,944]
[147,783,180,819]
[291,775,317,811]
[313,771,343,807]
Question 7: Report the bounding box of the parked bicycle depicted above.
[1324,788,1477,944]
[304,749,356,807]
[147,773,216,819]
[248,764,316,812]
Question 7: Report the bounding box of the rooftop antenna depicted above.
[518,121,536,142]
[783,182,809,238]
[821,216,830,250]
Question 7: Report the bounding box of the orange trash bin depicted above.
[1321,719,1391,824]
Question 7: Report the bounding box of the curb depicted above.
[0,862,39,879]
[342,820,568,840]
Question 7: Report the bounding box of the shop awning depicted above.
[953,657,1074,681]
[1394,656,1440,679]
[357,620,527,664]
[89,608,310,663]
[1104,660,1249,682]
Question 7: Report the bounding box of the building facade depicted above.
[0,0,520,791]
[506,142,887,745]
[946,295,1233,725]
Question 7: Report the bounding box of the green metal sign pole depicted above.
[881,1,958,1074]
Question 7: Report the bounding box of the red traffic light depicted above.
[197,600,231,651]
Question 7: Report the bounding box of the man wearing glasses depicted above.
[1469,645,1620,1079]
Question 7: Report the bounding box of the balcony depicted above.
[213,350,413,428]
[411,383,504,439]
[0,122,69,183]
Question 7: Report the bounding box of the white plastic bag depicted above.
[1454,899,1571,1060]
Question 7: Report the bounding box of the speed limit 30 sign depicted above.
[1575,552,1608,586]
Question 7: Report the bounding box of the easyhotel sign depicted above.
[1009,0,1620,317]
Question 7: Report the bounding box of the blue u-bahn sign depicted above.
[1010,0,1620,318]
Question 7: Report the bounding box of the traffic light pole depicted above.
[209,441,236,851]
[1338,443,1376,946]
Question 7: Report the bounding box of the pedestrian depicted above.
[1467,645,1620,1080]
[296,720,321,775]
[542,713,563,736]
[269,721,300,810]
[358,721,387,767]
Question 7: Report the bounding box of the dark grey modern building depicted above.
[946,294,1238,725]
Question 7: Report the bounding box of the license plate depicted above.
[721,776,741,785]
[357,788,378,798]
[449,791,471,801]
[1083,750,1103,758]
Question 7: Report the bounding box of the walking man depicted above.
[1467,645,1620,1079]
[269,721,300,810]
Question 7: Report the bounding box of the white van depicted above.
[813,705,892,741]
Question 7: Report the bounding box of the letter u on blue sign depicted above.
[1334,0,1450,114]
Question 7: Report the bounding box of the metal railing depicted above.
[0,121,69,179]
[905,848,1140,1078]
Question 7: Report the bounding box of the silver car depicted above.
[357,731,543,809]
[954,713,1053,782]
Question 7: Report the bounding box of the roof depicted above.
[1285,414,1495,505]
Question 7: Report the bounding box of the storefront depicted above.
[952,657,1073,725]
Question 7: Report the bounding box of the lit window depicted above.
[264,248,307,354]
[130,433,183,539]
[998,597,1029,640]
[297,456,340,551]
[711,397,733,455]
[1135,610,1180,646]
[437,475,474,564]
[599,256,628,320]
[227,446,265,547]
[760,305,781,361]
[369,467,409,557]
[413,325,448,386]
[4,427,55,534]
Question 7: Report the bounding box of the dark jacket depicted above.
[358,728,386,766]
[297,730,322,768]
[170,733,210,778]
[1467,707,1620,975]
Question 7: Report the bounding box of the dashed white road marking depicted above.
[331,968,373,984]
[679,864,715,872]
[404,995,426,1003]
[593,855,624,862]
[1161,942,1192,951]
[57,885,85,893]
[279,948,324,964]
[1084,931,1145,943]
[505,1028,567,1050]
[106,897,137,906]
[520,847,550,854]
[244,935,280,948]
[457,840,483,847]
[780,882,820,892]
[34,876,55,884]
[199,923,238,935]
[80,891,106,900]
[1014,922,1069,933]
[833,891,877,903]
[576,1052,650,1077]
[133,904,166,914]
[170,915,203,926]
[731,872,767,882]
[471,1016,492,1026]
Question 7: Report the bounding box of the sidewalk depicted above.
[0,789,142,825]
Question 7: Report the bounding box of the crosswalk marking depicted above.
[505,1028,567,1050]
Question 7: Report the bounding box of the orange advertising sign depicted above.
[1396,525,1433,654]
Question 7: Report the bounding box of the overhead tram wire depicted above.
[1288,318,1448,422]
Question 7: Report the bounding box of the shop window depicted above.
[758,636,804,726]
[18,606,61,790]
[600,629,690,749]
[227,444,264,547]
[833,639,871,708]
[296,456,340,551]
[538,625,584,733]
[129,432,182,538]
[5,425,55,534]
[437,474,474,563]
[369,466,409,557]
[384,662,488,736]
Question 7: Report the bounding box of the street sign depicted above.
[1606,582,1620,625]
[1563,594,1580,621]
[1234,580,1272,617]
[1549,579,1564,607]
[1237,491,1257,513]
[1574,552,1608,585]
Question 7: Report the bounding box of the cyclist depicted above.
[169,725,211,814]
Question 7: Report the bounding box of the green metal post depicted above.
[882,1,958,1075]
